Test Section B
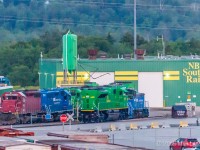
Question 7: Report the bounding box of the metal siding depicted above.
[138,72,163,107]
[39,59,58,89]
[6,145,51,150]
[40,59,200,106]
[90,72,114,85]
[115,76,138,81]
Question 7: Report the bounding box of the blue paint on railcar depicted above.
[127,89,149,118]
[40,88,72,113]
[0,76,11,86]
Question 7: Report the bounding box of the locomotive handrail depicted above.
[93,102,100,116]
[128,102,134,116]
[75,102,81,121]
[45,105,51,114]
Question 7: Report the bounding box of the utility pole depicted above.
[159,0,164,10]
[134,0,137,59]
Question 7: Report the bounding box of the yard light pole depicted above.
[51,74,54,88]
[38,72,41,88]
[157,35,165,56]
[134,0,137,59]
[44,73,48,88]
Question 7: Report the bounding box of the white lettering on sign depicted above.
[177,111,185,116]
[53,98,61,102]
[183,62,200,83]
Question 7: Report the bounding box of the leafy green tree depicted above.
[8,65,33,86]
[106,32,115,44]
[39,30,63,56]
[94,38,111,53]
[120,32,134,46]
[3,0,12,7]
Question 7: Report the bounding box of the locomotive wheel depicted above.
[83,117,87,123]
[95,117,99,123]
[83,115,89,123]
[118,114,123,120]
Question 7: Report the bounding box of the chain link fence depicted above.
[107,127,200,150]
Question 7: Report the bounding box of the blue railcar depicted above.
[0,76,11,86]
[127,89,149,118]
[40,88,72,114]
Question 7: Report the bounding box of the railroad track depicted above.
[9,116,167,129]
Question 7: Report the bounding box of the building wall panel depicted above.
[90,72,114,85]
[138,72,163,107]
[39,59,200,106]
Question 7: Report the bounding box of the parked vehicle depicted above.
[184,144,200,150]
[172,105,187,118]
[169,138,199,150]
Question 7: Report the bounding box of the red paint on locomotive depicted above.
[0,90,41,114]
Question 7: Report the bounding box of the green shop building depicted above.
[39,57,200,107]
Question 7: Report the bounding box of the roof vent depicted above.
[124,54,132,59]
[135,49,145,60]
[98,52,107,59]
[88,49,98,60]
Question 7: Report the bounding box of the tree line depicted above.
[0,30,200,87]
[0,0,200,43]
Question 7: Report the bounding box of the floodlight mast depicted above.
[157,35,165,56]
[134,0,137,59]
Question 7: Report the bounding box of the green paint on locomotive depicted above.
[64,82,99,109]
[79,85,129,111]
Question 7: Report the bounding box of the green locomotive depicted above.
[67,82,149,123]
[76,84,129,123]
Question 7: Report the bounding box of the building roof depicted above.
[0,141,51,148]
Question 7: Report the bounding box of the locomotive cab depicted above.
[1,92,25,113]
[40,88,73,119]
[127,89,149,118]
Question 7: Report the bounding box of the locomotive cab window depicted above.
[61,91,65,96]
[77,93,80,97]
[5,96,18,100]
[70,91,76,96]
[27,93,34,97]
[64,95,67,100]
[113,89,116,94]
[98,94,108,98]
[55,92,59,96]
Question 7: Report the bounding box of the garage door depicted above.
[90,72,114,85]
[138,72,163,107]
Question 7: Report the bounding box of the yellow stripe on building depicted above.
[115,76,138,81]
[163,71,179,75]
[77,72,89,75]
[57,77,64,80]
[56,71,89,76]
[164,76,180,80]
[56,72,64,76]
[56,71,90,87]
[115,71,138,75]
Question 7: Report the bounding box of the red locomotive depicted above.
[0,88,72,125]
[0,90,41,124]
